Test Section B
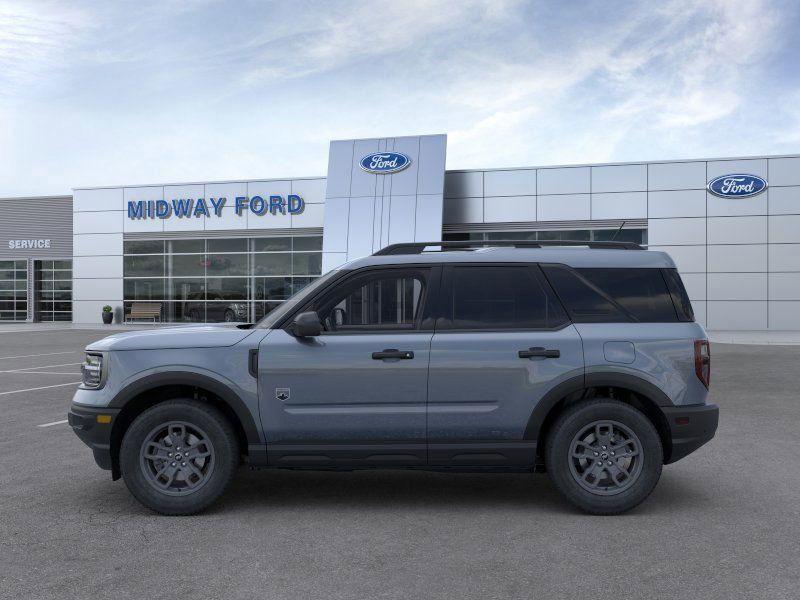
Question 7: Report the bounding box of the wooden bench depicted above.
[126,302,162,323]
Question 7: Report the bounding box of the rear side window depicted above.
[662,269,695,322]
[542,266,683,323]
[541,266,628,322]
[446,266,568,330]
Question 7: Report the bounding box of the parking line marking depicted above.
[0,351,77,360]
[38,419,68,428]
[12,371,81,375]
[0,362,83,373]
[0,382,81,396]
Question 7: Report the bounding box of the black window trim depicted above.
[283,264,441,336]
[434,262,572,333]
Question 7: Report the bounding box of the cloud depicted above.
[0,1,89,99]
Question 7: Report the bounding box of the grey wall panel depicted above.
[591,192,646,219]
[483,196,536,223]
[769,186,800,215]
[537,167,590,195]
[707,190,768,217]
[707,244,767,272]
[483,169,535,197]
[388,195,417,244]
[443,197,483,223]
[389,137,422,196]
[647,161,706,191]
[648,190,706,218]
[325,140,355,198]
[418,136,447,196]
[322,197,350,253]
[346,197,376,256]
[349,139,381,197]
[769,157,800,187]
[707,158,768,180]
[537,194,590,221]
[414,194,444,242]
[0,196,73,259]
[591,164,646,193]
[445,171,483,198]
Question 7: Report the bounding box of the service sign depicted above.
[707,174,767,198]
[8,239,51,249]
[359,152,411,174]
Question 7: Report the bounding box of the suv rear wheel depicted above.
[545,399,662,514]
[120,400,239,515]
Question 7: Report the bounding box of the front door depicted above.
[258,266,438,467]
[427,264,584,467]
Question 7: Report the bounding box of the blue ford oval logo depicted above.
[707,174,767,198]
[359,152,411,174]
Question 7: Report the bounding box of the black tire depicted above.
[120,400,239,515]
[545,399,662,515]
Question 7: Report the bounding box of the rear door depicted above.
[427,264,584,467]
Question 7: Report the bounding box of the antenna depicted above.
[610,221,627,241]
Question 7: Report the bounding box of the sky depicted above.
[0,0,798,197]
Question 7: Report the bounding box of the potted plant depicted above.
[102,305,113,325]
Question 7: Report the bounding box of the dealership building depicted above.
[1,133,799,336]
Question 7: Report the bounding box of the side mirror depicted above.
[291,311,322,338]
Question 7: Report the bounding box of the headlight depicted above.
[82,353,104,389]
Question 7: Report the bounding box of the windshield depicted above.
[255,269,341,329]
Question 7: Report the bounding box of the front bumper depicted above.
[662,403,719,464]
[68,404,121,471]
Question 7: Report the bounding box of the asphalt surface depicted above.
[0,328,798,600]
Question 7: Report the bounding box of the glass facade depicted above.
[35,260,73,322]
[122,236,322,323]
[0,260,28,321]
[443,228,648,245]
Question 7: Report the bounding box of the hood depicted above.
[86,324,257,352]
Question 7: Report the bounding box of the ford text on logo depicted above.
[359,152,411,174]
[707,174,768,198]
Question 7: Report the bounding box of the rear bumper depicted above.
[68,404,121,471]
[662,403,719,464]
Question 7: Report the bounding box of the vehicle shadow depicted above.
[211,467,711,516]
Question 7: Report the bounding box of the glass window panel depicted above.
[450,266,567,330]
[292,253,322,275]
[124,254,165,277]
[0,261,13,269]
[292,277,316,294]
[170,278,205,301]
[124,240,165,255]
[169,239,205,253]
[53,280,71,291]
[0,281,12,290]
[206,277,248,301]
[253,237,291,252]
[53,260,72,270]
[253,253,291,276]
[254,277,292,301]
[169,254,205,277]
[293,236,323,251]
[207,238,247,253]
[124,278,165,300]
[0,290,13,299]
[206,253,247,276]
[577,268,677,322]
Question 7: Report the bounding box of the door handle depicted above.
[372,349,414,360]
[518,347,560,359]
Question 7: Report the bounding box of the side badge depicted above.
[275,388,290,401]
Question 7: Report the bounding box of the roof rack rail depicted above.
[373,240,644,256]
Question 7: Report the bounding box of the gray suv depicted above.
[69,240,718,515]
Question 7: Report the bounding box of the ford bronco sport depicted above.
[69,240,718,515]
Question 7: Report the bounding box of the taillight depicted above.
[694,340,710,388]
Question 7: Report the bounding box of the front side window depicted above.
[446,266,568,330]
[314,270,427,332]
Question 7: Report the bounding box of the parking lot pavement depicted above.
[1,330,798,600]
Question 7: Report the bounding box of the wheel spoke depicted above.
[568,419,643,496]
[141,421,215,495]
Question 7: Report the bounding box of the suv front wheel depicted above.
[120,400,239,515]
[546,399,663,515]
